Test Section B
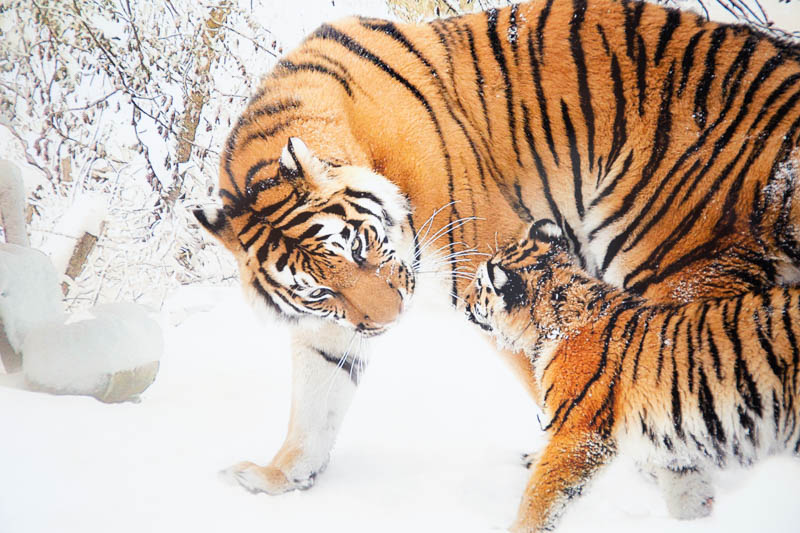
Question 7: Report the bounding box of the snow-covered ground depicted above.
[1,287,798,533]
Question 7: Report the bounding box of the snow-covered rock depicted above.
[0,244,64,352]
[0,159,162,401]
[23,303,162,403]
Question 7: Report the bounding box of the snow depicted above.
[37,192,108,277]
[0,244,63,352]
[1,288,798,533]
[22,302,162,396]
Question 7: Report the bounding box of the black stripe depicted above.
[623,1,645,62]
[297,224,324,242]
[344,187,384,206]
[251,278,285,316]
[724,298,764,416]
[679,30,705,98]
[241,119,295,148]
[243,225,266,250]
[631,309,652,382]
[686,311,696,393]
[487,8,521,166]
[569,0,595,171]
[590,151,633,209]
[322,204,347,217]
[703,302,724,380]
[753,301,784,379]
[521,104,567,235]
[693,27,727,130]
[560,100,585,219]
[697,364,726,444]
[279,210,316,231]
[670,342,685,440]
[654,9,681,66]
[784,288,800,396]
[314,347,362,385]
[527,34,559,165]
[275,60,353,96]
[466,26,491,138]
[605,53,628,178]
[536,0,555,58]
[244,159,278,189]
[635,34,648,116]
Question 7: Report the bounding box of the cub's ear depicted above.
[527,218,564,243]
[279,137,328,183]
[193,207,237,248]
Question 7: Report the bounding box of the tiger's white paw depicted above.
[220,461,317,495]
[657,466,715,520]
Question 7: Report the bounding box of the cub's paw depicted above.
[658,467,715,520]
[220,461,317,495]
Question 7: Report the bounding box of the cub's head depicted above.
[196,137,415,336]
[463,219,584,352]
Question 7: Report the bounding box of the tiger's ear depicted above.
[279,137,328,185]
[528,219,564,244]
[193,207,238,249]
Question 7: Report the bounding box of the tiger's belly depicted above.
[617,401,787,470]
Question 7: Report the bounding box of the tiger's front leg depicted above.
[513,431,616,533]
[224,321,368,495]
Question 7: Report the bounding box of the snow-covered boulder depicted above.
[23,303,162,403]
[0,244,64,352]
[0,159,162,402]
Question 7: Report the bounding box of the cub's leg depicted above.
[513,431,616,533]
[654,464,714,520]
[224,321,368,494]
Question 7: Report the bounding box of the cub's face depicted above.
[196,138,416,336]
[463,219,570,351]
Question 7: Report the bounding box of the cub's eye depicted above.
[308,288,334,301]
[351,236,365,264]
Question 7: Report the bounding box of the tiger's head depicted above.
[463,219,593,353]
[195,137,415,336]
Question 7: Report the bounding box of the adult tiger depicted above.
[463,219,800,532]
[194,0,800,505]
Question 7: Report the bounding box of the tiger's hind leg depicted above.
[512,430,616,533]
[222,322,369,495]
[653,463,715,520]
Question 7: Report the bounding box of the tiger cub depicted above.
[463,219,800,533]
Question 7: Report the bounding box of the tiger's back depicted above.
[216,0,800,305]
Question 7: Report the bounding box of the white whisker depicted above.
[416,216,479,257]
[414,201,460,256]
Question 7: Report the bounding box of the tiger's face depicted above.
[195,137,415,336]
[463,219,582,352]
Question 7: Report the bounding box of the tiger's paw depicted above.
[665,489,714,520]
[657,466,715,520]
[220,461,318,495]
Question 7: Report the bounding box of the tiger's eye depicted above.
[309,288,332,300]
[351,236,365,263]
